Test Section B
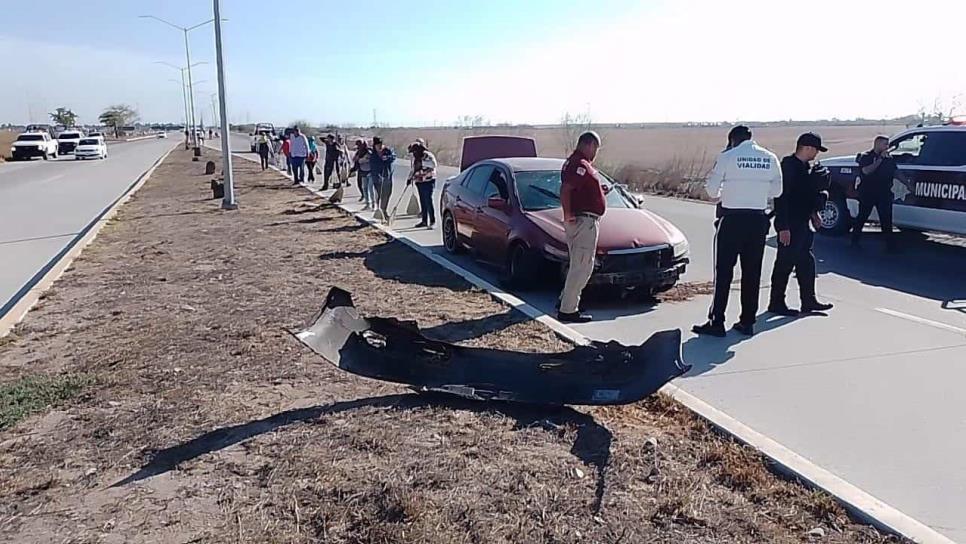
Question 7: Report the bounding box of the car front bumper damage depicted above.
[296,287,690,406]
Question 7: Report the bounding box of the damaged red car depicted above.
[440,136,690,295]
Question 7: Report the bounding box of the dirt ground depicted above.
[0,149,907,543]
[378,124,905,170]
[0,130,17,161]
[375,124,905,199]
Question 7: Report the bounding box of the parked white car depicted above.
[74,137,108,160]
[57,130,84,155]
[11,132,58,160]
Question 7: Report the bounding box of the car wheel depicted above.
[42,152,49,160]
[502,243,540,289]
[818,195,851,236]
[442,213,463,254]
[52,151,58,159]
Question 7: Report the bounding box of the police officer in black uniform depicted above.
[769,133,835,316]
[852,136,898,250]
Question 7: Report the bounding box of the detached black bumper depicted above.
[296,287,690,406]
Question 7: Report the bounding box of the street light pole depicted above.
[139,15,218,148]
[213,0,236,209]
[155,61,206,150]
[183,29,198,148]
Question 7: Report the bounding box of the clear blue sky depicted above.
[2,0,964,127]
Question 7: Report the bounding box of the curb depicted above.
[220,144,952,544]
[0,143,180,338]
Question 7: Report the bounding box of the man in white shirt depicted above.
[693,125,783,337]
[288,126,310,184]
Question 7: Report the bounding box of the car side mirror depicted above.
[635,194,645,207]
[487,196,508,210]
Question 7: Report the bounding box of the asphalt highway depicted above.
[0,138,176,317]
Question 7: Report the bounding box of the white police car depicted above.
[819,124,966,236]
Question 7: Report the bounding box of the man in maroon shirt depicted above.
[558,131,606,323]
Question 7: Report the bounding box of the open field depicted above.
[377,124,906,199]
[0,149,906,543]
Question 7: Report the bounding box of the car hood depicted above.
[525,207,684,253]
[12,141,43,147]
[76,145,101,150]
[821,154,860,168]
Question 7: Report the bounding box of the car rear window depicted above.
[17,134,44,141]
[515,170,633,211]
[60,133,81,139]
[79,139,100,145]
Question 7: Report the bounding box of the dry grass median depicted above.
[0,149,906,543]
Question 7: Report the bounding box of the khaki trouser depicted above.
[559,215,600,314]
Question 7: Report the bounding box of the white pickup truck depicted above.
[10,132,58,160]
[249,123,276,152]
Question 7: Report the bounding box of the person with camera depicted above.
[851,136,897,250]
[693,125,783,338]
[769,133,834,316]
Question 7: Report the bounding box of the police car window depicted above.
[463,165,494,195]
[917,132,966,167]
[889,134,924,164]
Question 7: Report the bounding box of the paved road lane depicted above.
[0,138,176,316]
[218,133,966,541]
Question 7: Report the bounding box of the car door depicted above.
[454,164,494,246]
[889,131,966,234]
[472,167,514,263]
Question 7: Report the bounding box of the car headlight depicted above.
[672,238,689,259]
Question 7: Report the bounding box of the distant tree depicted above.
[98,104,139,138]
[49,107,78,127]
[559,111,593,155]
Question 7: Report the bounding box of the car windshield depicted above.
[515,170,633,211]
[17,134,44,141]
[79,139,99,145]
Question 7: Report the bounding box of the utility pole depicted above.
[213,0,236,210]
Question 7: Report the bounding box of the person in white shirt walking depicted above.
[288,127,310,185]
[693,125,783,337]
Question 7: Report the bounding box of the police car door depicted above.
[889,130,966,235]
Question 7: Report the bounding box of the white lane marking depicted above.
[875,307,966,337]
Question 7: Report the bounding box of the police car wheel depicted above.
[818,197,850,236]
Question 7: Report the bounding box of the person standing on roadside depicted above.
[558,131,606,324]
[350,139,374,208]
[370,137,396,220]
[257,131,271,170]
[306,136,319,184]
[408,138,438,228]
[280,134,292,175]
[692,126,783,337]
[288,126,310,185]
[322,134,341,190]
[852,135,897,250]
[769,133,835,316]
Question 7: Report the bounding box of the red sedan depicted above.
[440,142,690,295]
